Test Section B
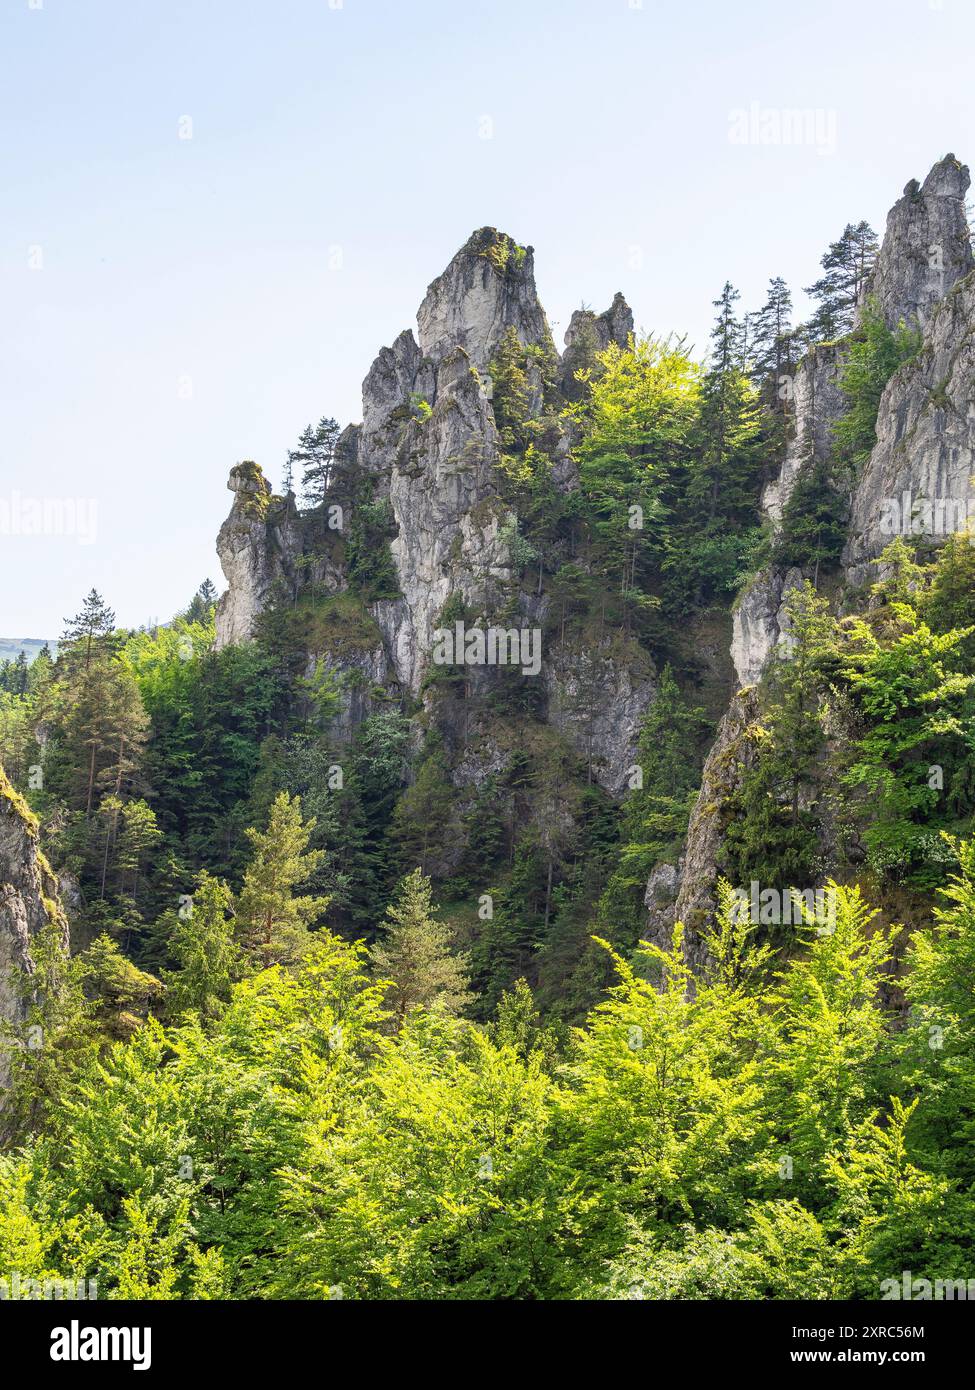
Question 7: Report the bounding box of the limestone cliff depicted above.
[844,267,975,585]
[732,153,974,688]
[213,231,647,795]
[671,153,975,951]
[0,766,69,1090]
[858,153,973,334]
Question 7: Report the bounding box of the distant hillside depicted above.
[0,638,56,664]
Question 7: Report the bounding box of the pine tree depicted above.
[370,868,472,1025]
[289,418,341,509]
[235,792,329,967]
[61,589,116,672]
[748,276,797,409]
[184,580,218,624]
[804,221,878,341]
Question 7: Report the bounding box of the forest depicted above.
[3,204,975,1302]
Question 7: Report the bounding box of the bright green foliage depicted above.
[162,872,240,1022]
[833,300,922,465]
[370,869,472,1025]
[235,791,329,967]
[4,865,975,1298]
[839,603,975,878]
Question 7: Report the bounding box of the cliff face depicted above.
[0,766,69,1089]
[844,268,975,585]
[858,153,973,333]
[211,155,974,963]
[676,153,975,946]
[732,153,975,689]
[213,228,649,796]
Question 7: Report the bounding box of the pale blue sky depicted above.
[2,0,973,636]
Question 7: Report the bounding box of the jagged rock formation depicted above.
[730,565,803,688]
[844,268,975,584]
[732,153,974,687]
[858,154,973,333]
[560,292,634,395]
[416,228,556,375]
[664,153,975,955]
[0,766,69,1090]
[214,230,646,795]
[215,463,304,648]
[372,347,514,693]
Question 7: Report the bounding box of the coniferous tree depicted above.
[370,868,472,1025]
[748,276,797,409]
[289,417,341,509]
[61,589,116,673]
[804,221,878,341]
[183,580,218,625]
[235,791,329,968]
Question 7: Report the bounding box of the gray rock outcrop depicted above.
[844,268,975,584]
[1,767,69,1092]
[416,228,555,375]
[560,292,634,396]
[859,154,973,333]
[214,463,302,648]
[731,566,804,688]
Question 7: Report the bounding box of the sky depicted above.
[2,0,973,638]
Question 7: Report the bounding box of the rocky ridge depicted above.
[215,229,651,796]
[674,154,975,952]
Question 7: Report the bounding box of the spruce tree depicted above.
[370,868,472,1025]
[235,791,329,967]
[61,589,116,672]
[748,276,797,409]
[163,872,240,1021]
